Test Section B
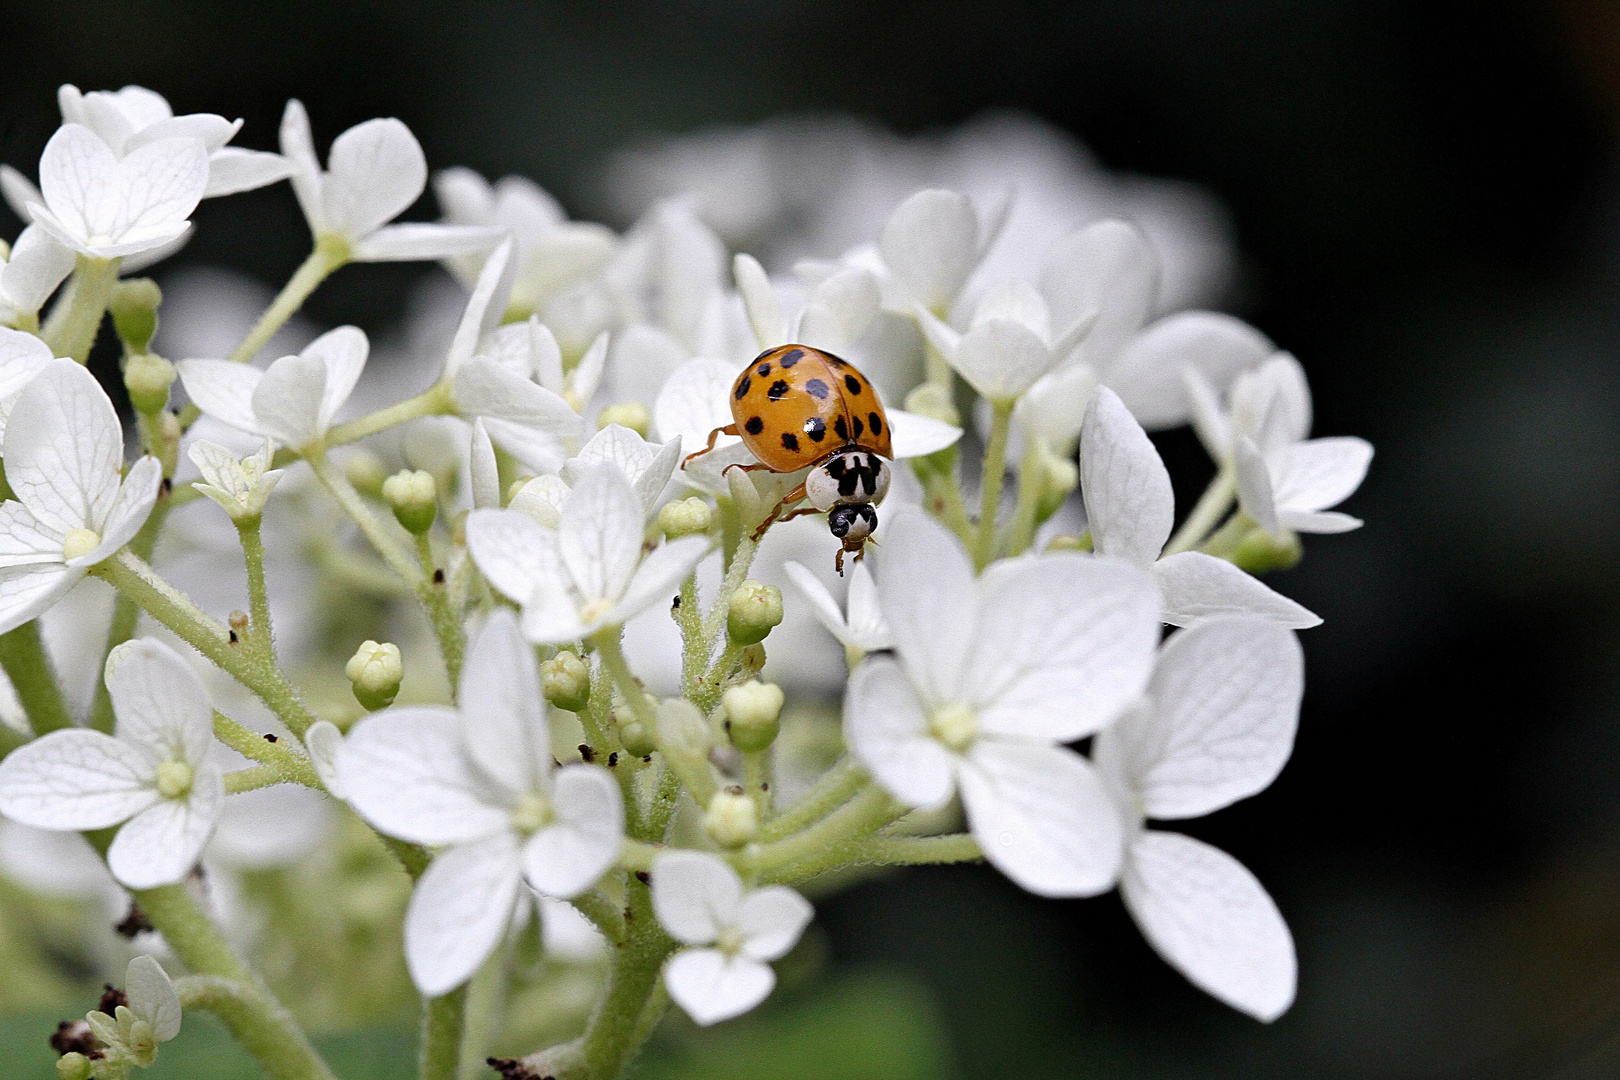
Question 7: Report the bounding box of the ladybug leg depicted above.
[721,462,773,477]
[750,482,809,541]
[681,424,739,466]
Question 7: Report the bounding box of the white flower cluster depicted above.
[0,83,1370,1077]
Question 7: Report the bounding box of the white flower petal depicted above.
[951,319,1053,403]
[1234,437,1280,536]
[655,357,739,459]
[522,764,623,899]
[734,253,785,348]
[0,563,82,636]
[518,579,594,645]
[39,124,121,240]
[885,409,962,459]
[1109,313,1274,431]
[1151,553,1321,630]
[1280,509,1362,534]
[203,146,295,198]
[175,359,264,435]
[446,241,514,378]
[302,720,345,798]
[465,508,560,604]
[352,223,507,262]
[844,656,955,809]
[1122,830,1295,1022]
[609,535,712,627]
[878,189,979,312]
[336,707,509,846]
[453,358,585,437]
[666,950,776,1026]
[783,560,855,649]
[871,508,976,705]
[0,500,64,568]
[251,353,327,448]
[302,325,369,431]
[125,955,182,1042]
[0,166,42,224]
[1081,387,1173,567]
[79,456,161,566]
[458,610,548,797]
[797,266,879,352]
[958,740,1123,898]
[1270,437,1372,514]
[106,637,215,765]
[1041,219,1158,368]
[737,886,813,962]
[0,728,158,827]
[469,419,501,510]
[279,100,324,231]
[651,849,742,945]
[558,465,645,603]
[107,768,223,889]
[320,117,426,240]
[405,832,523,997]
[106,137,209,238]
[1,227,74,316]
[5,359,125,535]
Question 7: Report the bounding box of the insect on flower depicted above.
[685,344,893,572]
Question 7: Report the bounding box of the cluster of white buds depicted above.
[0,82,1370,1079]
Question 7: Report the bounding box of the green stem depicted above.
[758,758,864,842]
[1163,465,1236,556]
[0,621,73,735]
[305,449,423,587]
[1003,439,1046,558]
[846,832,983,866]
[224,764,286,794]
[675,574,704,699]
[974,400,1014,570]
[418,987,467,1080]
[571,891,628,946]
[415,533,465,692]
[46,255,119,364]
[744,749,773,819]
[914,457,972,544]
[174,977,338,1080]
[1199,509,1255,560]
[752,784,903,882]
[645,760,684,839]
[321,384,454,451]
[696,534,758,676]
[574,877,674,1080]
[93,552,320,736]
[237,517,275,655]
[593,631,656,731]
[229,240,348,366]
[213,712,322,789]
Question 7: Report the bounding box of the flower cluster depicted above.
[0,83,1369,1079]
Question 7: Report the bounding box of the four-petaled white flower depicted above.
[0,226,75,326]
[1093,616,1304,1021]
[1080,387,1321,629]
[0,637,225,889]
[651,850,813,1026]
[873,188,1009,316]
[24,123,209,260]
[189,438,284,522]
[466,465,711,645]
[335,610,625,995]
[279,101,504,262]
[783,559,893,655]
[560,424,681,520]
[846,507,1160,896]
[918,280,1096,405]
[177,325,371,452]
[0,359,162,635]
[85,953,183,1068]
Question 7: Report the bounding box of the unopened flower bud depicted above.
[1036,456,1078,520]
[657,698,718,803]
[722,680,783,752]
[727,580,783,645]
[541,651,590,712]
[703,788,758,848]
[905,382,960,427]
[56,1053,91,1080]
[382,469,437,534]
[1231,526,1302,574]
[618,719,658,757]
[657,496,712,539]
[346,640,403,711]
[122,352,175,414]
[597,402,652,437]
[344,450,389,498]
[110,277,162,353]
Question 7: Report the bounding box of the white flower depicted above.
[917,279,1095,404]
[0,638,225,889]
[846,508,1160,896]
[560,424,681,521]
[279,101,504,262]
[651,850,813,1026]
[734,253,880,357]
[0,360,162,635]
[465,465,711,645]
[653,356,962,495]
[189,439,283,521]
[434,167,617,313]
[1093,617,1303,1021]
[0,325,62,438]
[24,123,209,260]
[0,226,74,325]
[875,188,1008,316]
[335,610,625,995]
[122,953,182,1043]
[782,559,892,654]
[1080,387,1321,629]
[176,325,370,451]
[1042,219,1273,429]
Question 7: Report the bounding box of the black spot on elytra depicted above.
[745,416,764,435]
[768,380,790,400]
[757,362,772,377]
[852,416,864,438]
[845,374,863,394]
[780,349,803,367]
[869,412,883,435]
[834,416,849,440]
[805,378,830,399]
[781,432,800,452]
[805,416,826,442]
[735,376,751,399]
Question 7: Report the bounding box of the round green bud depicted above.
[722,680,783,752]
[505,476,535,505]
[1047,532,1093,553]
[122,352,175,414]
[1036,457,1079,520]
[110,277,162,353]
[904,382,960,427]
[618,719,658,758]
[703,788,758,848]
[727,580,783,646]
[346,640,403,711]
[541,651,591,712]
[382,469,438,534]
[1231,527,1303,574]
[56,1052,91,1080]
[344,450,389,498]
[597,401,652,437]
[657,496,712,539]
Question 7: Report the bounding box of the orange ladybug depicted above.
[685,344,892,571]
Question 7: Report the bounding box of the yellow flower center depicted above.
[579,598,614,624]
[155,760,194,799]
[715,925,746,957]
[929,703,978,753]
[62,528,101,562]
[509,792,552,834]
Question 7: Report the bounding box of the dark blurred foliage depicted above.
[1,1,1618,1076]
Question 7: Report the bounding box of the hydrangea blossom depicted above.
[783,559,893,656]
[0,226,75,327]
[651,850,813,1025]
[846,508,1160,895]
[1094,617,1304,1021]
[0,638,224,888]
[335,610,625,995]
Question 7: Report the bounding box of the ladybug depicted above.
[685,344,892,571]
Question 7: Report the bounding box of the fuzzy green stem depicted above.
[696,534,758,677]
[213,712,322,789]
[758,758,865,842]
[1163,465,1236,556]
[46,255,119,364]
[0,621,73,735]
[752,784,904,882]
[418,987,467,1080]
[573,877,674,1080]
[913,457,973,544]
[237,517,275,655]
[974,400,1015,570]
[593,631,657,731]
[744,749,773,819]
[846,832,983,866]
[1003,439,1046,558]
[305,449,423,587]
[224,764,286,794]
[415,534,465,692]
[571,891,629,946]
[675,574,705,699]
[1200,509,1255,560]
[229,240,347,366]
[93,552,320,736]
[323,383,455,450]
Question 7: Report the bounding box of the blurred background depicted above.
[0,1,1617,1077]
